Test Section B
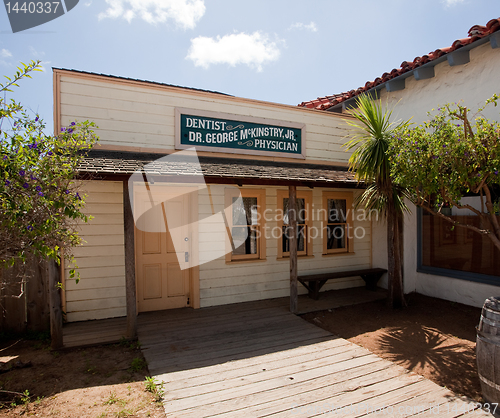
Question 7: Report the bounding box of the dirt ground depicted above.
[302,292,483,402]
[0,337,166,417]
[0,293,484,416]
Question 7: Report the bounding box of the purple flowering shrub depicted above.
[389,95,500,250]
[0,61,98,278]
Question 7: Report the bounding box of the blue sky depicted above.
[0,0,498,132]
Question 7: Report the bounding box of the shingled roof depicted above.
[78,149,358,188]
[299,17,500,112]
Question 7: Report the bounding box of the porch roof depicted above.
[77,149,360,188]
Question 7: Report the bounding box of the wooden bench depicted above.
[298,268,387,300]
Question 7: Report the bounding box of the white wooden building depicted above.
[54,69,379,323]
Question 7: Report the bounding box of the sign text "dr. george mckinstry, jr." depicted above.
[176,110,305,159]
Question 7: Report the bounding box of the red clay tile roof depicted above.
[298,18,500,111]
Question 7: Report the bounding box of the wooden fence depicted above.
[0,256,50,334]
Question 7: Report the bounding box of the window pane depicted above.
[421,210,500,276]
[328,199,347,223]
[283,198,305,224]
[232,197,258,225]
[327,225,346,250]
[232,226,258,255]
[282,225,306,252]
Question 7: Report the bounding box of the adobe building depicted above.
[300,17,500,308]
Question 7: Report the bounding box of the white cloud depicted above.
[441,0,465,6]
[0,49,12,58]
[38,61,52,72]
[186,32,282,72]
[289,22,318,32]
[29,46,43,57]
[98,0,205,29]
[28,47,50,72]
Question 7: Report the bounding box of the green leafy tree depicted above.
[0,60,98,280]
[344,94,410,308]
[390,95,500,252]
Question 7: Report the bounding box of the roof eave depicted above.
[76,170,363,189]
[326,31,496,113]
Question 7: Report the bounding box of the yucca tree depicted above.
[344,94,409,308]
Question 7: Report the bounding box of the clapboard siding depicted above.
[198,186,372,308]
[68,307,126,323]
[65,181,125,322]
[66,297,126,312]
[62,104,174,128]
[79,235,125,247]
[65,276,125,291]
[63,182,371,313]
[84,192,124,204]
[57,71,374,314]
[79,214,123,225]
[77,224,124,236]
[66,286,126,301]
[59,74,351,163]
[72,245,124,258]
[70,256,124,269]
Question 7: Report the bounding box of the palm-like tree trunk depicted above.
[344,94,410,309]
[387,198,405,308]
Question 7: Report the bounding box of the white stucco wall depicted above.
[372,39,500,307]
[381,42,500,125]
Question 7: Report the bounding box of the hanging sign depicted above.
[175,108,306,159]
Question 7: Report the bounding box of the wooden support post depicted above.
[123,181,137,339]
[289,185,298,314]
[48,259,63,350]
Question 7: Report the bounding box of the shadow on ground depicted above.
[377,323,478,399]
[301,292,483,401]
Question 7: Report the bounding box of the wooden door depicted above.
[135,188,191,312]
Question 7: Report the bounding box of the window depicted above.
[277,190,312,258]
[418,201,500,284]
[322,192,354,254]
[225,189,266,262]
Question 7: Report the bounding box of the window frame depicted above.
[277,189,313,259]
[322,191,354,255]
[224,188,266,263]
[417,207,500,286]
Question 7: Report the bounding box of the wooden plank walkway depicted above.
[62,287,386,348]
[63,316,128,348]
[138,298,493,418]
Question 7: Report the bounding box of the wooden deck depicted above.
[138,298,492,418]
[63,316,128,348]
[62,287,386,348]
